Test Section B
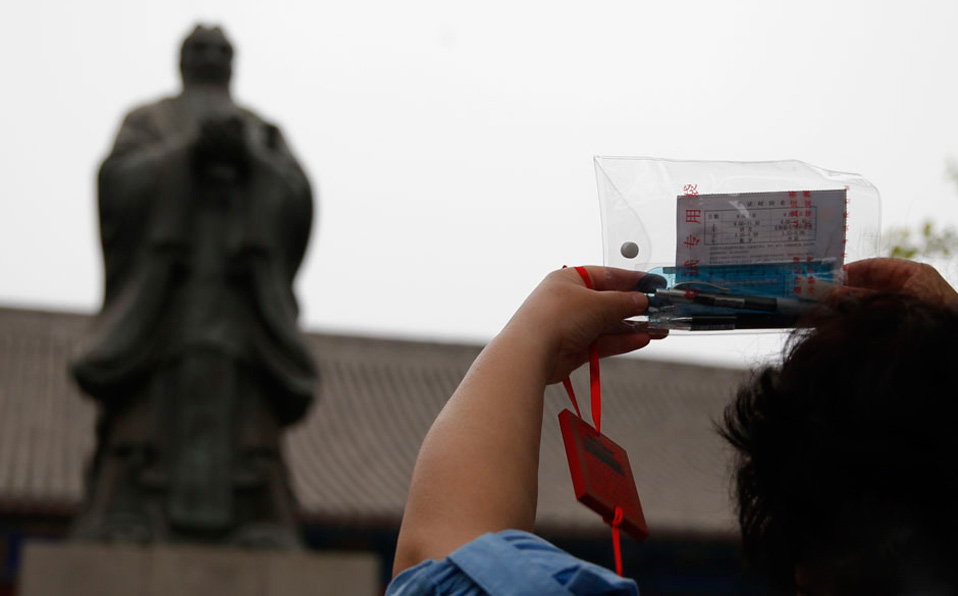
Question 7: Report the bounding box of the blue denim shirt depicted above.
[388,530,638,596]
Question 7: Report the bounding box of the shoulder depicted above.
[114,96,175,131]
[387,530,638,596]
[236,105,284,141]
[121,96,173,120]
[236,104,272,127]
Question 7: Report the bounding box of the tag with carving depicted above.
[559,409,648,541]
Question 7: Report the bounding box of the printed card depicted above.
[675,189,847,269]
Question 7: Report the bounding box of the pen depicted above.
[647,313,807,331]
[651,288,817,316]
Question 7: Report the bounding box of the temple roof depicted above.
[0,306,748,540]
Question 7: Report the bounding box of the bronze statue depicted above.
[71,25,317,548]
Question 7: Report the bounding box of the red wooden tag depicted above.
[559,409,649,541]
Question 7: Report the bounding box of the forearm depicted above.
[393,325,553,575]
[391,267,653,577]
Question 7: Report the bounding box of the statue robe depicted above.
[71,89,316,541]
[74,90,316,424]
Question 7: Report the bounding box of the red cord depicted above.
[561,378,582,418]
[612,506,624,576]
[563,266,624,575]
[589,342,601,434]
[571,267,602,433]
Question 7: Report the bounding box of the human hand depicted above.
[844,258,958,307]
[195,115,248,164]
[502,266,665,385]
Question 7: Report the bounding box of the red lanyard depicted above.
[561,266,603,432]
[560,266,625,576]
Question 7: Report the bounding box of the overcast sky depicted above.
[2,1,957,368]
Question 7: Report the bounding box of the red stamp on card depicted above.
[559,409,649,541]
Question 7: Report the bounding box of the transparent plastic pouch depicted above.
[594,157,881,331]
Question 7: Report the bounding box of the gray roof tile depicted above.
[0,307,748,539]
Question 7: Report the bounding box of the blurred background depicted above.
[1,2,957,594]
[2,0,957,367]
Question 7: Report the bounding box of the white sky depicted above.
[2,1,957,368]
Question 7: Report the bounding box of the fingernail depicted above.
[635,273,668,293]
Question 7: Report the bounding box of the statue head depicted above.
[179,25,233,88]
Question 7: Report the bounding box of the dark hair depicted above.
[720,295,958,595]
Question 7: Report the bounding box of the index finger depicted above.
[577,266,648,292]
[845,258,916,291]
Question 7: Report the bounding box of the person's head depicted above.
[721,294,958,595]
[179,25,233,88]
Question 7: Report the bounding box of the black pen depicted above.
[649,313,807,331]
[651,288,817,316]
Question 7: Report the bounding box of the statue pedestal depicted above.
[19,542,381,596]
